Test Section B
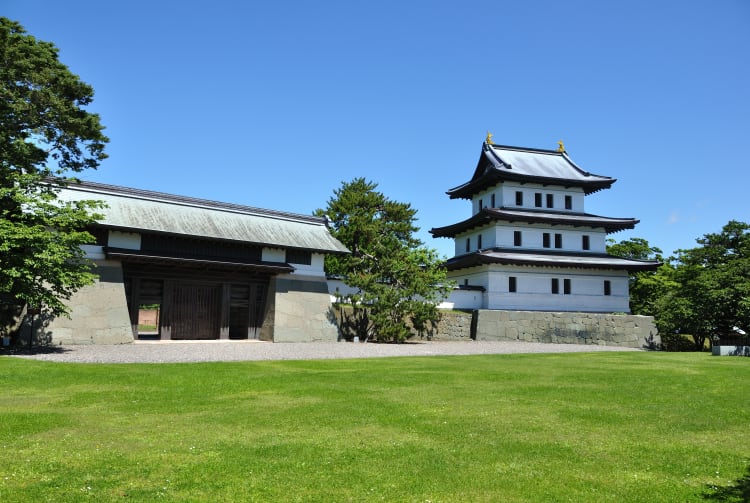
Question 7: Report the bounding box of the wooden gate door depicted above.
[248,283,266,339]
[227,282,267,339]
[171,283,222,340]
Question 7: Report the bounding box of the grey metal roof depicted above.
[430,208,638,237]
[447,142,615,198]
[57,181,349,254]
[445,248,661,272]
[484,144,611,182]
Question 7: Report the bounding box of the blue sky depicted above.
[6,0,749,259]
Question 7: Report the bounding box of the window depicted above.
[478,199,483,211]
[464,279,469,286]
[535,193,542,207]
[509,276,517,293]
[582,235,590,250]
[604,280,611,296]
[515,191,523,206]
[543,232,551,248]
[546,194,554,208]
[477,234,482,249]
[565,195,572,210]
[554,233,563,249]
[491,193,496,208]
[551,278,559,294]
[465,238,470,253]
[564,278,571,295]
[514,231,522,247]
[286,249,312,265]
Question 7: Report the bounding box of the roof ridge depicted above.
[487,142,609,179]
[487,143,563,155]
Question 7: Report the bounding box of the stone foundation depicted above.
[265,276,339,342]
[473,310,659,349]
[712,345,750,356]
[333,307,658,348]
[427,310,474,341]
[44,262,134,345]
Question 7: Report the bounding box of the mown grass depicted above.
[0,352,748,502]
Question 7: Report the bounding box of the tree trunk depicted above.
[0,302,28,342]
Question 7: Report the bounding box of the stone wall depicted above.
[265,276,339,342]
[331,307,474,342]
[43,262,134,345]
[428,310,474,341]
[712,345,750,356]
[473,310,659,348]
[333,307,658,349]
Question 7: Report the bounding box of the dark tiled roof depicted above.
[447,142,615,199]
[430,207,638,237]
[445,248,661,272]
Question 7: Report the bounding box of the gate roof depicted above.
[57,181,349,254]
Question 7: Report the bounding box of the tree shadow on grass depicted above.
[703,465,750,502]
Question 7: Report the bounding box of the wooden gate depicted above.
[249,283,266,339]
[171,283,222,340]
[229,283,266,339]
[124,263,270,341]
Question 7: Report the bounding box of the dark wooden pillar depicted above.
[161,280,173,340]
[220,282,231,339]
[128,277,140,337]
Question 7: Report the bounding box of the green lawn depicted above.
[0,352,748,502]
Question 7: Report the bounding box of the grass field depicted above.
[0,351,748,502]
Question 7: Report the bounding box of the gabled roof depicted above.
[430,207,638,237]
[445,248,661,272]
[56,180,349,254]
[447,142,615,199]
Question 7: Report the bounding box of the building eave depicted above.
[430,208,639,238]
[444,248,661,272]
[106,248,295,274]
[446,172,614,199]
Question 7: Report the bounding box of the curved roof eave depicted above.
[445,249,661,272]
[430,208,639,238]
[447,172,615,199]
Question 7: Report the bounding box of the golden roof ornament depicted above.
[486,131,494,145]
[557,140,566,153]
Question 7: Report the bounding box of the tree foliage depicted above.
[611,222,750,351]
[659,221,750,350]
[316,178,452,342]
[0,18,108,340]
[606,237,667,316]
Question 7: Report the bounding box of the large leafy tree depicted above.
[659,221,750,350]
[316,178,452,342]
[608,226,750,351]
[0,18,108,340]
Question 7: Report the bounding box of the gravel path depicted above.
[6,340,640,364]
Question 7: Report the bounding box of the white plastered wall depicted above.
[455,223,608,256]
[108,230,141,250]
[446,264,630,313]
